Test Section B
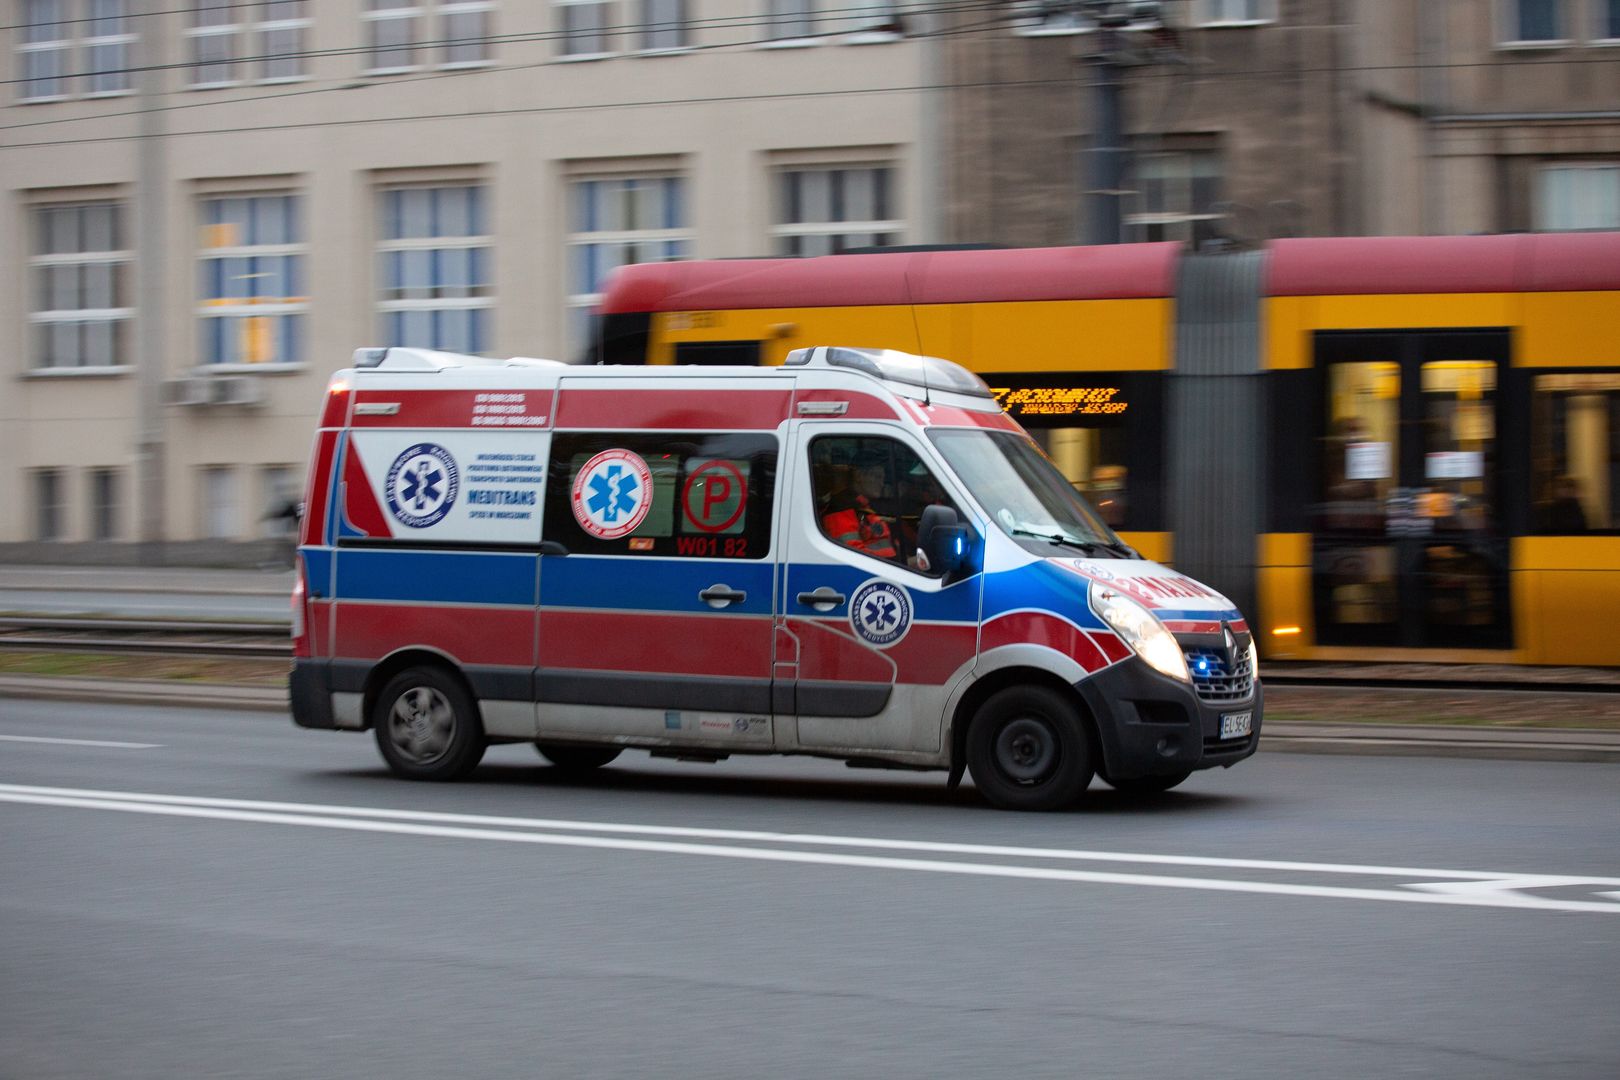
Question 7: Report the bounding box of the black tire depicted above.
[536,744,623,772]
[372,666,487,781]
[1104,770,1192,795]
[965,685,1094,811]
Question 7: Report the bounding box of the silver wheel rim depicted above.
[387,686,456,765]
[994,716,1058,784]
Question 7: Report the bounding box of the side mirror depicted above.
[918,504,973,577]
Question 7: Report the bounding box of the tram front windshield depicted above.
[930,429,1132,557]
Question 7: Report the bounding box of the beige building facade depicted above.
[1,0,943,557]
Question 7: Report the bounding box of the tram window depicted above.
[1533,373,1620,533]
[1027,427,1129,528]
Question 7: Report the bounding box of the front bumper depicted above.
[1075,658,1262,782]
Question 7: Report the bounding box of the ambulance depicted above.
[290,345,1261,810]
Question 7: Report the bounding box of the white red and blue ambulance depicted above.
[290,345,1260,809]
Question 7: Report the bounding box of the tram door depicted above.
[1312,331,1513,649]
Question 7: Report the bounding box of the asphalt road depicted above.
[3,699,1618,1080]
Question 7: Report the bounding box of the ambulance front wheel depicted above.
[965,685,1094,811]
[1104,770,1192,795]
[373,666,487,781]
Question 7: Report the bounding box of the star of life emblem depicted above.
[849,579,912,648]
[571,448,653,540]
[385,443,459,529]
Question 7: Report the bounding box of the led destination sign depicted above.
[991,385,1129,417]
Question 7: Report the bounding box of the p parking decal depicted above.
[572,448,653,539]
[850,579,912,648]
[385,443,459,529]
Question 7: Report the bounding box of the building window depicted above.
[34,469,65,541]
[89,467,120,540]
[1602,0,1620,40]
[1535,164,1620,230]
[1533,374,1620,532]
[201,466,238,540]
[365,1,491,71]
[1502,0,1563,42]
[1125,149,1223,247]
[187,0,241,85]
[566,175,690,354]
[442,1,493,65]
[1009,1,1093,35]
[773,165,901,257]
[766,0,816,40]
[198,194,306,366]
[557,0,612,56]
[378,184,492,354]
[640,0,687,50]
[256,1,311,81]
[18,0,134,101]
[30,201,132,371]
[1194,0,1276,25]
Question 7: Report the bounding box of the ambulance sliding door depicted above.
[329,388,548,739]
[534,375,788,747]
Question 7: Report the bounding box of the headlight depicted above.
[1089,582,1189,682]
[1246,636,1259,682]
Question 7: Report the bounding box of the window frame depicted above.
[34,467,66,542]
[542,431,780,560]
[89,466,120,541]
[1497,0,1570,47]
[555,0,615,59]
[762,0,820,46]
[1529,368,1620,536]
[637,0,690,53]
[806,432,964,578]
[376,182,494,356]
[196,192,309,369]
[1192,0,1278,28]
[1599,0,1620,43]
[1533,161,1620,231]
[770,162,903,258]
[565,172,691,357]
[28,200,135,373]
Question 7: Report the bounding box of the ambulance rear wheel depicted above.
[373,667,487,781]
[536,744,623,772]
[966,686,1094,811]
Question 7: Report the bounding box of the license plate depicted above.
[1219,712,1252,740]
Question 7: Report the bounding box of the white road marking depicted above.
[0,735,160,749]
[1,783,1617,914]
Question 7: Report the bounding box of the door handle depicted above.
[699,585,747,609]
[796,587,846,612]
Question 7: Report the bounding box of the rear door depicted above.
[781,424,983,755]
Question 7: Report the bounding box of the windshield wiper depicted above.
[1010,528,1138,559]
[1010,528,1106,554]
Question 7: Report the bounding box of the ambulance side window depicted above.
[543,432,777,559]
[809,435,959,574]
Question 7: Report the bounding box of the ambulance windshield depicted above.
[929,429,1133,558]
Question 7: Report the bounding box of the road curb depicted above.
[5,676,1620,762]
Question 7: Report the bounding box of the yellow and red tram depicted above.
[595,233,1620,666]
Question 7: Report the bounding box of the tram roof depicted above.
[598,232,1620,315]
[1265,232,1620,296]
[598,242,1182,313]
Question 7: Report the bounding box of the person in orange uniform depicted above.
[820,451,899,560]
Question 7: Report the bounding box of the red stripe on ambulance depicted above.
[981,611,1114,673]
[334,603,536,669]
[540,610,773,678]
[555,389,793,431]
